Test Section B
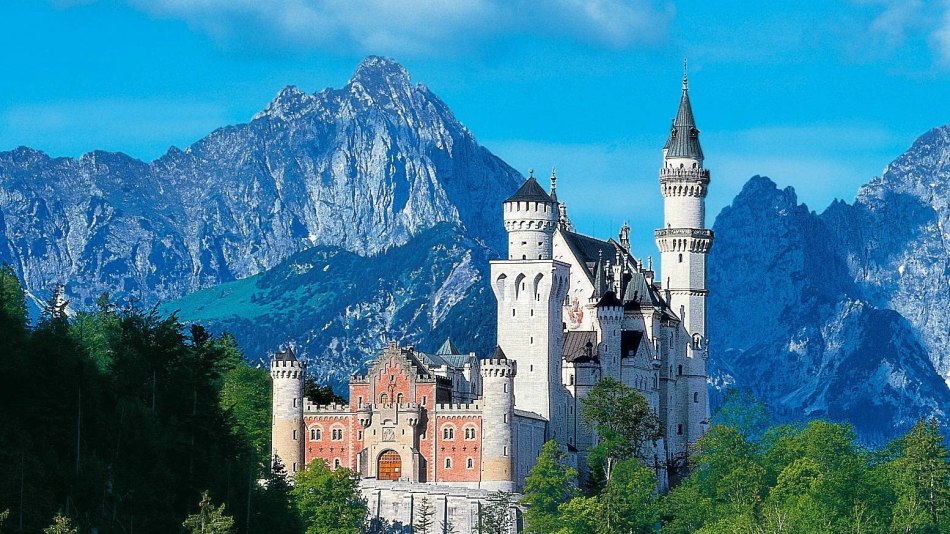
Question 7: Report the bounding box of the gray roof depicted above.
[493,346,508,360]
[505,177,555,203]
[274,346,298,362]
[563,331,598,363]
[560,230,618,283]
[663,74,704,160]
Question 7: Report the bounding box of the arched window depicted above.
[464,426,477,440]
[442,426,455,440]
[693,392,699,403]
[310,428,321,441]
[334,458,341,469]
[445,458,452,469]
[396,393,404,405]
[467,458,474,469]
[332,428,343,441]
[677,365,683,376]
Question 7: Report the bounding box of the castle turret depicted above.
[479,348,516,491]
[271,347,305,476]
[491,174,570,439]
[655,62,711,446]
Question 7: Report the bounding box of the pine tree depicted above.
[475,491,514,534]
[414,496,435,533]
[43,513,77,534]
[889,419,950,533]
[182,491,236,533]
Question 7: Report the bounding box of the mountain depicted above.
[0,56,521,309]
[162,223,495,389]
[708,126,950,442]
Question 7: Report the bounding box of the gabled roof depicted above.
[560,230,619,282]
[663,72,704,160]
[563,331,598,363]
[505,177,555,203]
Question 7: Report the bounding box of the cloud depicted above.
[856,0,950,65]
[120,0,673,56]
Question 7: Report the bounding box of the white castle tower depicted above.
[271,347,305,476]
[479,350,517,491]
[490,174,570,439]
[655,63,712,443]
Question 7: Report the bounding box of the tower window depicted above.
[292,430,298,440]
[693,392,699,403]
[678,253,683,263]
[512,308,516,317]
[522,255,527,260]
[467,458,474,469]
[677,424,683,435]
[293,398,298,408]
[529,364,533,372]
[504,446,508,456]
[445,458,452,469]
[678,365,683,376]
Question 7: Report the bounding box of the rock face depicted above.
[0,56,521,309]
[162,223,496,390]
[709,126,950,442]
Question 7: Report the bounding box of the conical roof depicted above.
[274,346,298,362]
[492,346,508,360]
[505,177,555,203]
[663,70,704,160]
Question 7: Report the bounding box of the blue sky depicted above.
[3,0,950,255]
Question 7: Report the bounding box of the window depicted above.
[380,393,388,404]
[332,428,343,440]
[677,365,683,376]
[504,446,508,456]
[569,374,574,386]
[443,426,455,440]
[292,429,298,440]
[397,393,404,404]
[503,383,508,393]
[358,430,363,440]
[292,462,297,472]
[334,458,341,469]
[445,458,452,469]
[293,398,298,408]
[677,424,683,435]
[678,253,683,263]
[467,458,474,469]
[512,308,516,317]
[529,364,534,372]
[530,336,533,344]
[310,428,321,440]
[503,414,508,423]
[464,427,476,440]
[693,392,699,403]
[422,395,427,406]
[358,396,363,406]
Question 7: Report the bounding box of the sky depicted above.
[3,0,950,255]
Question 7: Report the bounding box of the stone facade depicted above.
[270,72,712,531]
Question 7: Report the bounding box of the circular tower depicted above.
[271,347,305,477]
[503,174,559,261]
[479,348,517,491]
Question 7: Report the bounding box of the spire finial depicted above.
[528,168,534,179]
[550,166,557,195]
[683,57,688,90]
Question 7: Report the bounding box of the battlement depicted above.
[435,402,482,412]
[479,358,516,378]
[655,228,714,253]
[305,402,352,414]
[659,166,710,182]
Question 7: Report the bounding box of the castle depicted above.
[271,69,712,530]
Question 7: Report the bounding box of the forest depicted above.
[0,264,947,533]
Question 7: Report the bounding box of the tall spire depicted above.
[550,166,558,202]
[663,60,704,160]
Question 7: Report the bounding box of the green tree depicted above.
[43,513,77,534]
[304,375,345,405]
[475,491,514,534]
[660,477,712,534]
[220,350,272,468]
[414,496,435,534]
[580,377,659,469]
[712,388,770,442]
[888,419,949,533]
[600,460,659,533]
[521,441,577,533]
[291,459,366,534]
[183,491,236,533]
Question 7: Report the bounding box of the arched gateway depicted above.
[377,450,401,481]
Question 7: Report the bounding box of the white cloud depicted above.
[856,0,950,65]
[934,1,950,63]
[120,0,673,56]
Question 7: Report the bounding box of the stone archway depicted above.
[377,450,401,481]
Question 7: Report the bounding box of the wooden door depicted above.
[377,450,401,481]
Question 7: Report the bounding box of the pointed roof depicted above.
[436,337,460,356]
[274,346,298,362]
[663,64,704,160]
[505,177,555,203]
[592,252,607,298]
[492,346,508,360]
